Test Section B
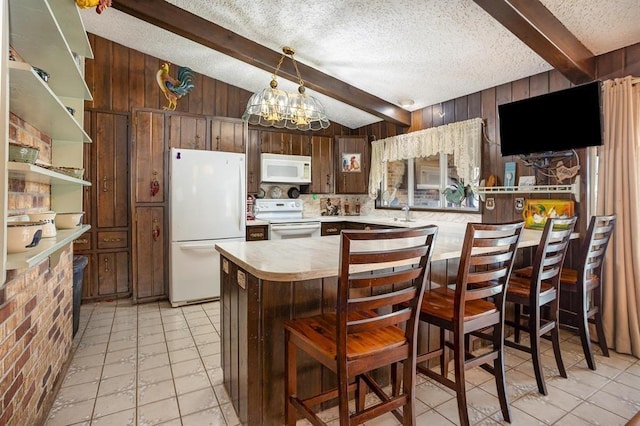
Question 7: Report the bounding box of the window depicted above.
[370,118,482,212]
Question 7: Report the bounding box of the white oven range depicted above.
[254,199,321,239]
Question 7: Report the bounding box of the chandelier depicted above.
[242,46,330,131]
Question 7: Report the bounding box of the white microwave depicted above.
[261,153,312,184]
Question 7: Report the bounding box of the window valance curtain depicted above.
[368,117,483,199]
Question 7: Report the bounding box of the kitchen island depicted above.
[215,221,557,425]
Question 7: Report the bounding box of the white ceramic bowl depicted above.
[55,212,84,229]
[7,221,44,253]
[28,211,57,237]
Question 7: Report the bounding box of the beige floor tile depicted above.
[588,386,640,420]
[202,353,221,370]
[97,374,135,397]
[570,400,628,425]
[45,398,95,426]
[91,408,136,425]
[70,353,106,369]
[174,371,211,395]
[138,341,169,358]
[138,397,180,426]
[166,336,196,351]
[164,328,193,341]
[178,387,218,416]
[512,393,569,424]
[614,371,640,390]
[93,389,136,418]
[138,331,166,346]
[181,406,227,426]
[138,364,173,386]
[138,379,177,405]
[53,381,99,406]
[61,365,103,387]
[101,359,137,379]
[193,331,220,346]
[415,408,456,425]
[189,324,217,336]
[106,337,137,352]
[169,346,200,363]
[138,352,170,371]
[104,347,136,364]
[197,342,220,357]
[415,380,455,408]
[171,358,207,378]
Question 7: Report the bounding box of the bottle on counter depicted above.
[355,198,361,215]
[246,194,255,220]
[343,199,350,216]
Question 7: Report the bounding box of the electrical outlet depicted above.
[515,197,524,211]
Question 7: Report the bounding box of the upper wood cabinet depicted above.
[310,135,334,194]
[133,110,165,203]
[261,132,311,156]
[95,112,129,228]
[211,117,246,153]
[247,129,260,194]
[168,113,206,150]
[335,136,370,194]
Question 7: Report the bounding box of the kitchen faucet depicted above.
[401,204,410,221]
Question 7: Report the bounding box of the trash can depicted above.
[72,255,88,337]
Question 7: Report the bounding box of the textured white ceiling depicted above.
[80,0,640,129]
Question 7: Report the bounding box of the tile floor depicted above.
[46,298,640,425]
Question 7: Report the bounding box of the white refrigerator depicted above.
[169,148,246,307]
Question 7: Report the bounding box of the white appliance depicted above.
[169,148,246,307]
[254,199,321,239]
[261,153,312,184]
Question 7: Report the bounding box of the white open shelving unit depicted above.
[5,0,93,270]
[476,178,580,198]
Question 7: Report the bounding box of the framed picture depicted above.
[504,161,516,187]
[341,153,361,173]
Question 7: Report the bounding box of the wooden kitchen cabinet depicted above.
[77,110,131,301]
[211,116,246,153]
[321,222,342,236]
[133,206,166,302]
[168,113,207,150]
[335,136,370,194]
[247,129,260,194]
[246,224,268,241]
[133,110,166,203]
[310,135,334,193]
[261,131,311,156]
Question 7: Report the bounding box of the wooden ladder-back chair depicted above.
[283,226,438,425]
[415,221,524,426]
[504,216,577,395]
[515,214,616,370]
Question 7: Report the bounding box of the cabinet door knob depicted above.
[103,176,108,192]
[150,171,160,197]
[195,134,201,149]
[104,257,110,273]
[102,238,122,242]
[152,218,160,241]
[216,136,220,150]
[326,173,330,186]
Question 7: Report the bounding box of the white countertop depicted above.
[217,221,559,281]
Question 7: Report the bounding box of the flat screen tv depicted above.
[498,80,603,157]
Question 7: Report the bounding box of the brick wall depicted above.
[8,112,51,215]
[3,114,73,424]
[0,249,73,425]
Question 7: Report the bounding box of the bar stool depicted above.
[504,216,577,395]
[283,226,438,425]
[415,221,524,426]
[514,214,616,370]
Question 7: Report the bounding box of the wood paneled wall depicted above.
[357,42,640,231]
[84,34,354,137]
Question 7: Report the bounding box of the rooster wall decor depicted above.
[75,0,111,14]
[156,63,195,111]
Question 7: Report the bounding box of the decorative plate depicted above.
[268,186,282,199]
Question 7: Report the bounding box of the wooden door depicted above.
[211,117,245,152]
[95,112,129,228]
[133,206,166,301]
[335,136,370,194]
[133,110,165,203]
[168,113,207,150]
[310,136,334,194]
[247,129,260,194]
[97,251,130,296]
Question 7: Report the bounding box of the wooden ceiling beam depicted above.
[473,0,596,84]
[111,0,411,127]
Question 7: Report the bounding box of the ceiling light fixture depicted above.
[242,46,330,131]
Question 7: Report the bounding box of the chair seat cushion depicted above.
[283,311,406,361]
[507,275,555,298]
[420,287,497,321]
[513,266,599,291]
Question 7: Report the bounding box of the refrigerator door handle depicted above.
[179,242,217,250]
[239,163,244,230]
